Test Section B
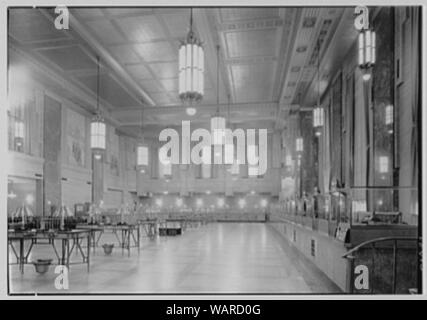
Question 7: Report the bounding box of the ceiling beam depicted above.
[195,8,232,102]
[111,101,278,115]
[67,10,156,106]
[119,116,277,127]
[9,42,121,128]
[302,8,356,107]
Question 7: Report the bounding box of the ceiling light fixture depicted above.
[136,106,149,169]
[179,8,204,106]
[313,39,324,136]
[186,107,196,116]
[91,56,106,160]
[358,28,376,81]
[296,137,303,152]
[14,120,24,148]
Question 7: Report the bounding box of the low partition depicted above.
[270,214,419,293]
[269,217,349,291]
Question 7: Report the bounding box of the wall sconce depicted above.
[313,107,324,136]
[296,137,303,152]
[137,144,149,169]
[379,156,389,174]
[14,120,24,148]
[358,29,376,81]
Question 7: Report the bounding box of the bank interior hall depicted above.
[6,6,421,294]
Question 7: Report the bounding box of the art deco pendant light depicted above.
[179,8,204,109]
[90,56,106,160]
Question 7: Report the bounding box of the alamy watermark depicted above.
[159,121,268,176]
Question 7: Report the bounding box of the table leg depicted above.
[127,229,131,257]
[87,234,90,272]
[20,239,24,274]
[61,239,66,266]
[137,227,140,253]
[96,230,104,246]
[66,238,71,270]
[92,231,96,253]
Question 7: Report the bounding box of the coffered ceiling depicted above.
[8,6,359,138]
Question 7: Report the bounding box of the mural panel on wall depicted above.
[66,108,86,167]
[108,126,120,176]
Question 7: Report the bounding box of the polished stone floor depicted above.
[8,223,341,294]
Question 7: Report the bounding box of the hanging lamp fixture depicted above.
[224,93,234,165]
[211,45,225,146]
[179,8,204,109]
[358,28,376,81]
[14,119,24,148]
[296,93,304,154]
[136,107,149,172]
[90,55,106,160]
[313,39,324,136]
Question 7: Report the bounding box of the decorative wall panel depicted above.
[43,95,62,212]
[65,108,86,168]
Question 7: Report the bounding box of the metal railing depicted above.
[342,236,419,294]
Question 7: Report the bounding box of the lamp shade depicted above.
[12,204,34,219]
[313,107,324,127]
[179,42,204,103]
[296,137,303,152]
[15,120,24,139]
[88,203,101,216]
[285,155,293,167]
[116,203,131,216]
[385,105,393,125]
[358,29,376,67]
[137,144,149,167]
[379,156,389,173]
[90,116,106,152]
[53,205,74,218]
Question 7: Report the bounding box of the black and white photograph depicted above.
[1,1,423,299]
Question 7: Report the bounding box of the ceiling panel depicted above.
[38,45,95,71]
[231,63,274,102]
[109,45,140,64]
[9,9,68,43]
[134,41,176,62]
[115,15,166,42]
[159,78,178,92]
[139,79,165,93]
[85,19,126,45]
[104,8,154,16]
[225,29,277,58]
[71,8,105,19]
[150,92,174,105]
[160,12,189,38]
[78,73,140,107]
[165,92,181,105]
[9,7,352,135]
[219,8,279,22]
[149,62,178,79]
[126,64,153,80]
[202,89,220,105]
